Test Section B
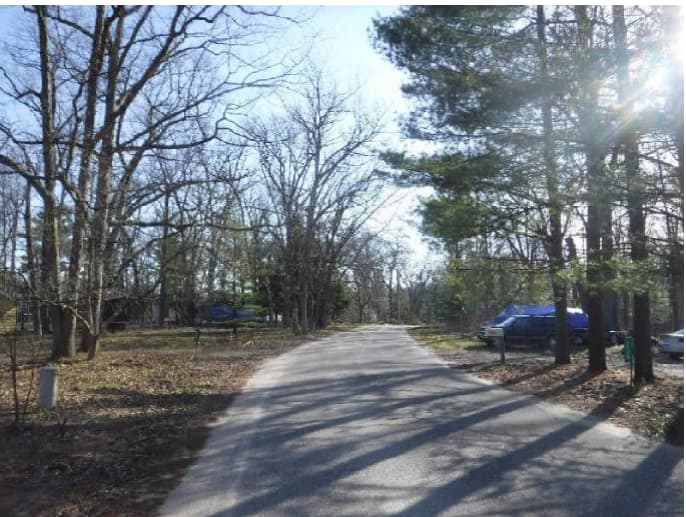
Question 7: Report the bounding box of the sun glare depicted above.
[643,65,670,95]
[667,21,685,66]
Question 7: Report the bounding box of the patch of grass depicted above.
[409,326,482,350]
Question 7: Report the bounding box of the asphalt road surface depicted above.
[160,325,683,517]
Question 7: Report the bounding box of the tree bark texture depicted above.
[613,6,653,383]
[537,5,570,365]
[576,5,607,372]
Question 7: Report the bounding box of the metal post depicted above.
[624,336,634,388]
[490,327,505,365]
[194,326,201,357]
[486,326,505,364]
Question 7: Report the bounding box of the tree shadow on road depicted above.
[160,360,682,517]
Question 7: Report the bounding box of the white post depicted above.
[38,364,59,409]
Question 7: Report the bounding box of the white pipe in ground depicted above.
[38,364,59,409]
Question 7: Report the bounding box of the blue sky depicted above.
[0,5,437,267]
[294,6,408,113]
[287,6,436,265]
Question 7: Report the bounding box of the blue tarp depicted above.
[491,304,588,329]
[205,305,234,320]
[492,304,553,323]
[202,305,258,321]
[567,308,589,328]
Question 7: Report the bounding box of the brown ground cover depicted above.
[411,327,684,446]
[0,326,338,517]
[2,325,681,516]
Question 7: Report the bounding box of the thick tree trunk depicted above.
[88,15,123,360]
[537,5,570,364]
[44,202,65,358]
[24,184,41,335]
[622,292,631,331]
[63,7,106,355]
[613,6,653,383]
[35,7,68,358]
[576,5,606,372]
[668,237,683,329]
[586,175,607,372]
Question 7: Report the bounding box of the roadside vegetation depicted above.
[374,6,683,381]
[0,325,343,517]
[0,5,681,513]
[411,327,683,445]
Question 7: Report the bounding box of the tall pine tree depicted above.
[375,6,574,362]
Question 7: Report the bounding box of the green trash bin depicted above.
[623,336,634,364]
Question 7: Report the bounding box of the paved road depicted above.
[652,353,684,378]
[160,326,683,517]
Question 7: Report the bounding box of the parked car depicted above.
[658,329,684,359]
[484,314,588,349]
[480,303,589,342]
[476,323,489,342]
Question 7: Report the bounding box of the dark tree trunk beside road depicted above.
[537,5,569,365]
[612,6,653,383]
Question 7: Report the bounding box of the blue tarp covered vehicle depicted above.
[478,303,589,343]
[492,304,555,324]
[202,304,262,322]
[479,303,591,347]
[491,303,588,328]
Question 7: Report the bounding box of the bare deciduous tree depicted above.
[249,70,384,333]
[0,6,295,359]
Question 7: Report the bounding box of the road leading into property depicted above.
[160,326,683,517]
